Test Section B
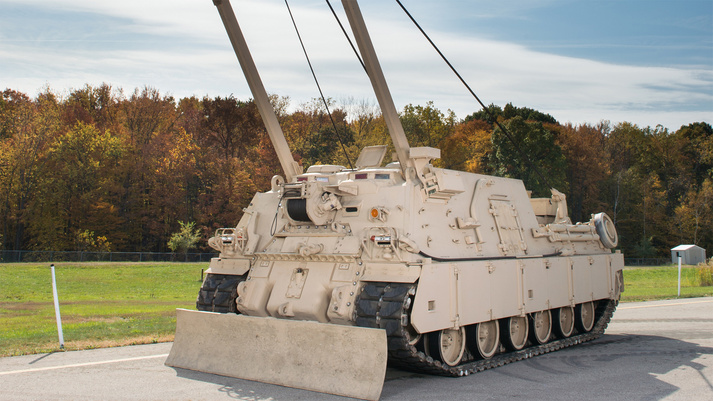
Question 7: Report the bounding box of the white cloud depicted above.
[1,0,710,130]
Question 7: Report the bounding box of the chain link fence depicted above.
[624,258,670,266]
[0,250,217,263]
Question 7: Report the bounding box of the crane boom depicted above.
[341,0,413,173]
[212,0,302,182]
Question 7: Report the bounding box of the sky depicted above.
[1,0,712,131]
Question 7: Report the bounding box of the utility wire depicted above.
[395,0,553,190]
[325,0,367,74]
[285,0,354,169]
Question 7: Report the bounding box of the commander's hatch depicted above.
[355,145,388,169]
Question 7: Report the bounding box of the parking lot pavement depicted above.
[1,297,711,400]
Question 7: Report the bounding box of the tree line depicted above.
[1,85,711,257]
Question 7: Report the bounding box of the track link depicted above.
[355,281,618,376]
[196,273,246,313]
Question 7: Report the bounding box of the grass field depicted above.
[0,262,202,357]
[621,264,713,302]
[1,262,712,357]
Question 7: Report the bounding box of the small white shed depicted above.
[671,244,706,265]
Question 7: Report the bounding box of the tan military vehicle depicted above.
[166,1,625,400]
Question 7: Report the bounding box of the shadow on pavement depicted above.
[169,333,713,400]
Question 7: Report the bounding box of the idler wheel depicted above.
[593,212,618,248]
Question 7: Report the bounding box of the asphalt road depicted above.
[1,297,712,401]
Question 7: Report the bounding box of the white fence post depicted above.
[50,264,65,349]
[677,253,682,297]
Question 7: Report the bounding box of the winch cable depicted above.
[325,0,367,74]
[285,0,354,169]
[394,0,553,190]
[270,194,284,237]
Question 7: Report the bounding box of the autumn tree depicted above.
[342,97,382,143]
[29,122,124,250]
[554,123,611,222]
[639,173,668,255]
[490,116,567,197]
[302,114,355,167]
[0,89,60,250]
[201,96,263,160]
[466,103,557,125]
[675,179,713,249]
[465,103,502,125]
[439,119,492,173]
[62,84,122,133]
[195,96,265,232]
[74,230,112,253]
[282,98,356,169]
[678,122,713,186]
[1,84,710,259]
[114,87,183,251]
[168,221,201,254]
[400,101,456,151]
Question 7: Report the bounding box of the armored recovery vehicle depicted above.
[166,1,625,400]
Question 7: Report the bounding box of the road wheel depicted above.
[426,328,466,366]
[575,301,596,332]
[501,316,529,351]
[467,320,500,359]
[553,306,575,338]
[530,310,552,345]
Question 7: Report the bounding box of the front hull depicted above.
[166,309,388,401]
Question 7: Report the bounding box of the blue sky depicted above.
[425,1,712,67]
[1,0,711,130]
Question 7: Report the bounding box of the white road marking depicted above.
[0,354,169,376]
[619,299,713,310]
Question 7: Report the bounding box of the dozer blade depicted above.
[166,309,388,401]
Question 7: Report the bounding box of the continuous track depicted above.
[355,281,618,376]
[196,273,246,313]
[196,276,618,376]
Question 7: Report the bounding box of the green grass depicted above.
[2,262,712,357]
[621,264,713,302]
[0,262,203,357]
